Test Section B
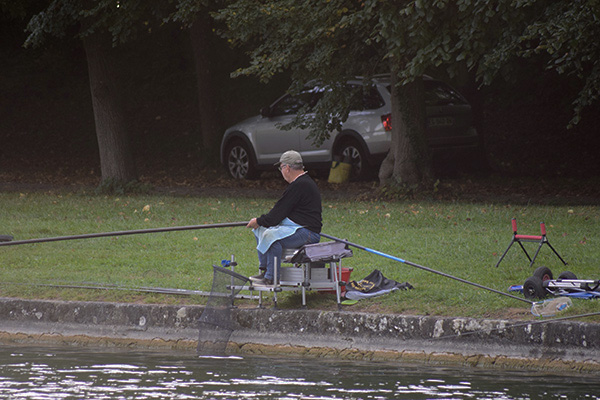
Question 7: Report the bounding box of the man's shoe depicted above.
[249,271,265,282]
[252,277,273,286]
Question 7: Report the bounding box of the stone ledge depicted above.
[1,297,598,372]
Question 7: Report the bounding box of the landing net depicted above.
[197,265,249,355]
[530,296,572,317]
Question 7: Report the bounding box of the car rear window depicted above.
[424,81,467,106]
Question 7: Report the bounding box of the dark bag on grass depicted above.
[345,269,413,300]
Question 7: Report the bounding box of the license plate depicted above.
[428,117,454,127]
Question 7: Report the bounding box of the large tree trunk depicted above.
[83,32,137,183]
[378,71,432,186]
[189,15,221,161]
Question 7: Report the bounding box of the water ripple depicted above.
[0,346,598,399]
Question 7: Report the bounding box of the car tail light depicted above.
[381,114,392,131]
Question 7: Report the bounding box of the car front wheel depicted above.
[225,140,258,179]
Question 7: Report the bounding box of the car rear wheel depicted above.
[336,139,369,181]
[225,140,258,180]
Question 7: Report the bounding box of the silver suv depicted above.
[220,75,478,180]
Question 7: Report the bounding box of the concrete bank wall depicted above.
[1,298,599,373]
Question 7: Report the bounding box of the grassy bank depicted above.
[1,189,598,321]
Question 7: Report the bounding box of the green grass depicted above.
[1,190,598,321]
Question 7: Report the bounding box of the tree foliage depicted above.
[24,0,170,48]
[480,0,600,126]
[18,0,600,185]
[215,1,387,146]
[0,0,34,20]
[216,0,599,144]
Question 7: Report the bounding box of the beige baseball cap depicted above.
[275,150,303,167]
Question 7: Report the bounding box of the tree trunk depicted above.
[189,15,221,161]
[83,32,137,183]
[378,71,432,187]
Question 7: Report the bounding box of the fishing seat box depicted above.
[254,241,353,308]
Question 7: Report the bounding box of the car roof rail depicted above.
[372,73,435,81]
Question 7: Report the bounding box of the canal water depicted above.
[0,344,598,399]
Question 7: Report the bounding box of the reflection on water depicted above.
[0,345,599,399]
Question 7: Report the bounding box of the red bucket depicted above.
[341,267,353,295]
[323,267,353,294]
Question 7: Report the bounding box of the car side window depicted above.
[270,86,323,117]
[268,83,385,117]
[270,95,306,116]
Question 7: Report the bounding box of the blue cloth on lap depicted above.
[253,217,302,253]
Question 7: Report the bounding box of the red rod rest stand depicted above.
[494,218,567,268]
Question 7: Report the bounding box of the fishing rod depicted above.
[320,232,534,305]
[0,281,258,300]
[0,221,254,298]
[0,221,248,247]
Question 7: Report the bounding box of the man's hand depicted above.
[247,218,259,229]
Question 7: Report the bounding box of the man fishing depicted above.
[246,150,322,285]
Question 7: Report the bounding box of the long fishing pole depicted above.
[0,222,256,301]
[320,232,533,305]
[0,221,248,247]
[0,281,258,300]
